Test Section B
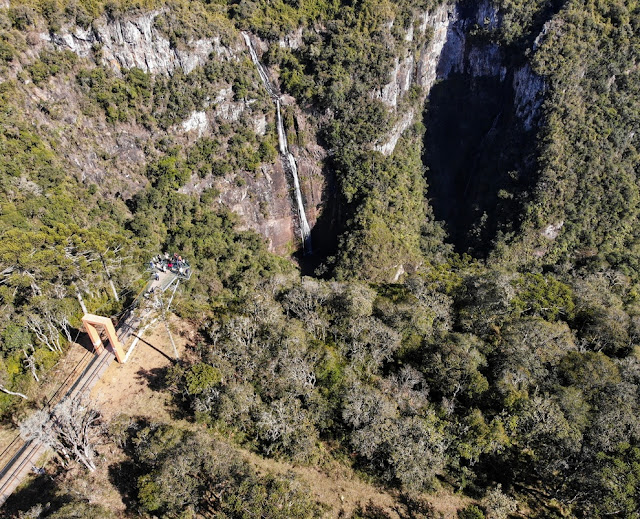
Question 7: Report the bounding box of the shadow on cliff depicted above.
[423,73,538,256]
[297,166,340,277]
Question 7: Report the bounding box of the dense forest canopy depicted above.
[1,0,640,518]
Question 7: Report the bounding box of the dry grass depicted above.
[244,450,473,518]
[38,314,196,518]
[89,314,192,422]
[4,315,476,518]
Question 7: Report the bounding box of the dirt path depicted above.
[90,314,190,422]
[4,314,473,518]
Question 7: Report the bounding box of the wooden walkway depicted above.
[0,270,182,508]
[0,349,114,506]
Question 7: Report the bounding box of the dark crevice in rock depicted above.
[422,1,544,257]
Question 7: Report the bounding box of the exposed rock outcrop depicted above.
[376,3,454,108]
[376,0,546,155]
[375,109,415,155]
[43,11,236,75]
[32,12,321,254]
[513,63,546,131]
[374,2,455,154]
[278,27,304,50]
[181,111,209,137]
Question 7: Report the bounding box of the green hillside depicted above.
[1,0,640,517]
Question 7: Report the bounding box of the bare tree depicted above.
[0,365,27,400]
[23,347,39,382]
[282,280,331,340]
[26,314,63,353]
[20,396,101,471]
[482,485,518,519]
[256,396,317,460]
[341,317,401,373]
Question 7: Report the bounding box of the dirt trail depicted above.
[90,314,190,421]
[3,314,472,517]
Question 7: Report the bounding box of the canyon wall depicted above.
[375,0,546,155]
[33,11,323,253]
[17,1,546,254]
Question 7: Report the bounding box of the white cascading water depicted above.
[242,32,312,254]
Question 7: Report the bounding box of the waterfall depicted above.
[242,32,312,254]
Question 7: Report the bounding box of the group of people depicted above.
[148,252,191,280]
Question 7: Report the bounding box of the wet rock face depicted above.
[290,110,326,229]
[209,164,298,253]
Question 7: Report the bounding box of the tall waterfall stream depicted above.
[242,33,312,254]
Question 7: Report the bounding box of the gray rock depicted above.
[467,43,504,78]
[44,11,236,75]
[377,0,545,155]
[513,63,546,131]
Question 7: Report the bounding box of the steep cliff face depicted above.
[435,1,545,131]
[42,11,235,75]
[513,63,546,131]
[27,11,325,254]
[375,0,546,155]
[375,3,454,109]
[374,2,454,155]
[422,0,546,255]
[6,2,549,258]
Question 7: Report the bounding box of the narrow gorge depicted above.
[370,0,548,257]
[24,0,551,265]
[422,2,545,255]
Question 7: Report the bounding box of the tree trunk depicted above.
[108,278,119,302]
[74,448,96,472]
[0,386,27,399]
[23,350,39,382]
[76,290,88,314]
[101,254,120,302]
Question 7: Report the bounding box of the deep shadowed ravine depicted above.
[423,72,538,256]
